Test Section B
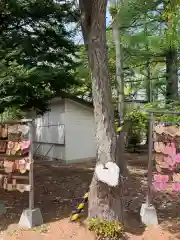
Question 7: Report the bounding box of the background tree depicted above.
[118,0,180,104]
[0,0,79,114]
[71,45,92,100]
[76,0,180,152]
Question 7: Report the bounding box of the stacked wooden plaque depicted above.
[153,124,180,191]
[0,122,32,192]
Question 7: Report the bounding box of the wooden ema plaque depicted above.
[153,124,180,192]
[0,122,32,193]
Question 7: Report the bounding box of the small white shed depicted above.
[33,95,96,163]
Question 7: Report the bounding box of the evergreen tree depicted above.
[118,0,180,103]
[0,0,79,114]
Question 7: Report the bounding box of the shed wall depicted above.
[64,100,96,162]
[33,101,65,160]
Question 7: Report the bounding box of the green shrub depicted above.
[143,101,180,123]
[117,102,180,151]
[88,218,124,240]
[125,108,147,150]
[0,107,25,121]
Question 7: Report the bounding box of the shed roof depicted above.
[50,91,93,108]
[51,91,148,109]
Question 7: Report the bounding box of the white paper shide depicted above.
[95,162,120,187]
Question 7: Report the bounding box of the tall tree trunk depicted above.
[79,0,124,222]
[166,48,178,103]
[145,59,151,144]
[145,60,151,103]
[111,0,126,174]
[165,0,178,103]
[144,19,152,145]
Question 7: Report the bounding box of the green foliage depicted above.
[0,0,80,114]
[109,6,118,18]
[123,102,180,149]
[125,102,180,130]
[115,0,180,103]
[0,107,24,121]
[125,108,147,131]
[117,0,161,29]
[88,218,124,240]
[143,102,180,124]
[125,108,147,149]
[76,0,180,107]
[71,45,92,99]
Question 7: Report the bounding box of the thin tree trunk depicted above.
[145,59,151,144]
[165,0,178,103]
[144,19,152,145]
[145,60,151,103]
[111,0,126,174]
[79,0,124,222]
[111,0,125,220]
[166,48,178,103]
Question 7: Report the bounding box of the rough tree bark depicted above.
[79,0,124,222]
[166,48,178,102]
[111,0,126,174]
[165,0,178,103]
[144,21,152,144]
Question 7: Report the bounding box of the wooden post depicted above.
[28,121,34,210]
[147,112,154,206]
